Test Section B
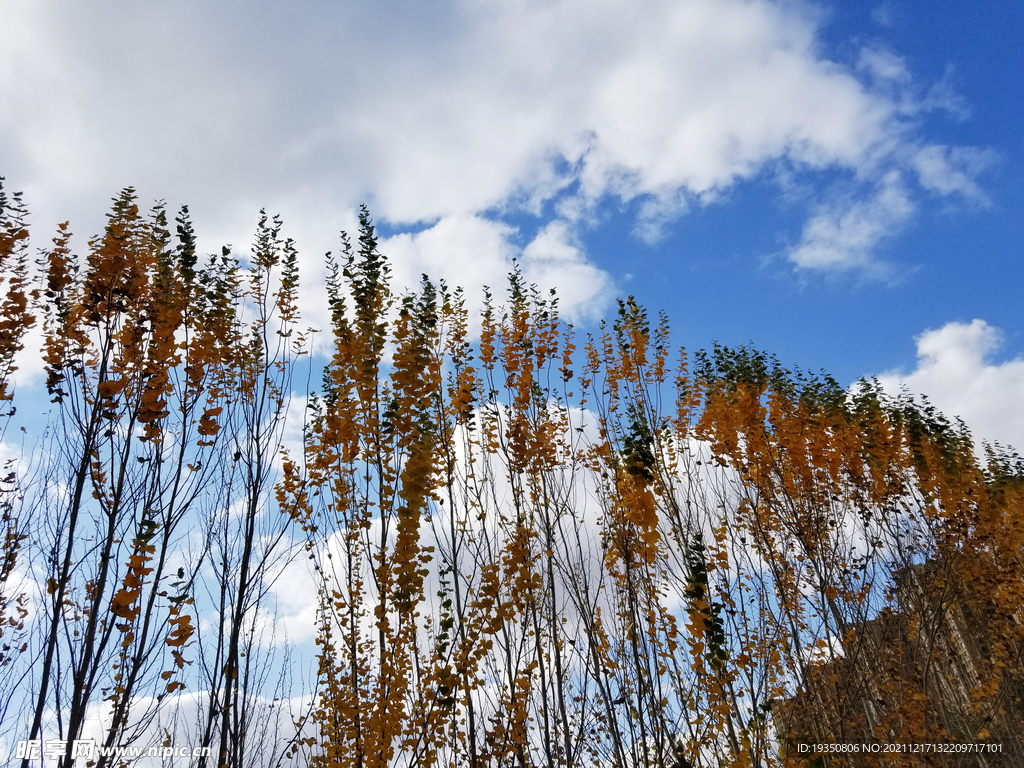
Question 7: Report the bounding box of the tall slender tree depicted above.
[0,183,1020,767]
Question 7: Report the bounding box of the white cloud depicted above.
[857,48,911,85]
[263,554,320,646]
[877,320,1024,452]
[521,220,615,322]
[870,2,897,28]
[383,215,515,300]
[911,144,996,201]
[0,0,991,294]
[789,171,913,274]
[7,323,48,391]
[383,216,614,326]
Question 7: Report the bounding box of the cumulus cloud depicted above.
[383,216,516,301]
[877,320,1024,452]
[521,220,615,321]
[382,215,613,325]
[0,0,992,297]
[262,555,320,646]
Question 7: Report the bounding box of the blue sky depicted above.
[1,0,1022,449]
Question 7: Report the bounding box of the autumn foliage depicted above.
[0,179,1022,767]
